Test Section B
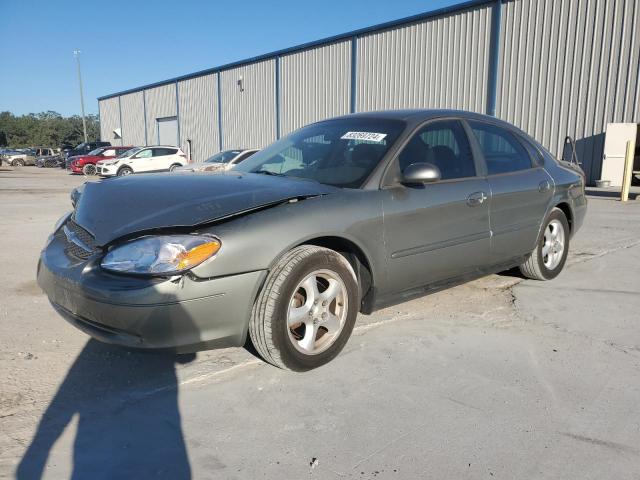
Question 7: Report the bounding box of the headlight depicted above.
[101,235,221,275]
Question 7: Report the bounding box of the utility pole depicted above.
[73,49,88,143]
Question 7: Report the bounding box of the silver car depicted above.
[38,110,586,371]
[175,149,259,173]
[5,147,56,166]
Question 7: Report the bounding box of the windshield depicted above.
[75,142,88,149]
[117,147,142,158]
[205,150,242,164]
[235,118,405,188]
[88,147,105,156]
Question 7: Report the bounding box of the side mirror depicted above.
[401,162,441,184]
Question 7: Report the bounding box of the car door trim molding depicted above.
[390,230,491,259]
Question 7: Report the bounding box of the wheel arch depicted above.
[294,235,376,314]
[554,201,573,233]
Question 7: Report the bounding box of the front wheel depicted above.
[249,245,359,371]
[519,207,570,281]
[82,164,96,176]
[117,166,133,176]
[13,159,25,167]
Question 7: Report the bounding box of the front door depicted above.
[382,119,491,297]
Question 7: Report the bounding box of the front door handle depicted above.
[538,180,551,192]
[467,191,488,207]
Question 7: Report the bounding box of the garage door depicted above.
[156,117,178,146]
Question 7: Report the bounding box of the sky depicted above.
[0,0,461,117]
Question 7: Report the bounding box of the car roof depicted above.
[328,109,519,129]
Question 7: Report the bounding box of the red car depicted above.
[68,146,133,175]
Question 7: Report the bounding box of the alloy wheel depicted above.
[287,269,348,355]
[542,219,565,270]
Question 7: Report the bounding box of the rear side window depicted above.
[152,148,177,156]
[398,120,475,180]
[468,122,533,175]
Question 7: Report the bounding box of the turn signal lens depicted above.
[177,241,221,270]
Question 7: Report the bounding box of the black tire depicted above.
[169,163,181,172]
[117,166,133,176]
[83,164,96,176]
[519,207,570,281]
[249,245,359,371]
[13,159,25,167]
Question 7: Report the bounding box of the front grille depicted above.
[61,219,97,259]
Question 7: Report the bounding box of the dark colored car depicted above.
[68,146,133,175]
[35,154,64,168]
[65,141,111,161]
[38,110,586,371]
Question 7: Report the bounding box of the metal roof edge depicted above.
[97,0,495,101]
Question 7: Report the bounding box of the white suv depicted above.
[96,146,187,177]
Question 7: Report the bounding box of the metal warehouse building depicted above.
[98,0,640,184]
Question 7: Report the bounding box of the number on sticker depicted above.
[341,131,387,142]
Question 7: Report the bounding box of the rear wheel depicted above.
[82,164,96,176]
[249,245,359,371]
[117,166,133,176]
[169,163,181,172]
[519,207,569,280]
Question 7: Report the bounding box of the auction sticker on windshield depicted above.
[341,131,387,142]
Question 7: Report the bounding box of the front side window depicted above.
[118,147,142,158]
[398,120,475,180]
[468,121,533,175]
[134,149,153,159]
[233,150,257,164]
[235,118,405,188]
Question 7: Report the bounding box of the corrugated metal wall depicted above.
[279,41,352,136]
[178,73,219,162]
[98,97,120,144]
[220,60,277,149]
[98,0,639,180]
[119,92,146,147]
[356,3,493,112]
[144,84,177,145]
[496,0,640,184]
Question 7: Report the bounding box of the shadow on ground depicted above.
[16,340,194,479]
[585,188,638,200]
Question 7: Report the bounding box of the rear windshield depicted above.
[235,118,405,188]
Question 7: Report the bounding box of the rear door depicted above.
[466,120,553,263]
[382,119,491,295]
[152,148,177,170]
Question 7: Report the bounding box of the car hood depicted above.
[74,172,337,246]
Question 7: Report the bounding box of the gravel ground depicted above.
[0,166,638,479]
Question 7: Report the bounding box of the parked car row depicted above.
[2,140,259,178]
[1,147,58,166]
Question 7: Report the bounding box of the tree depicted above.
[0,111,101,148]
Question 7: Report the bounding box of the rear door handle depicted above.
[538,180,551,192]
[467,191,488,207]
